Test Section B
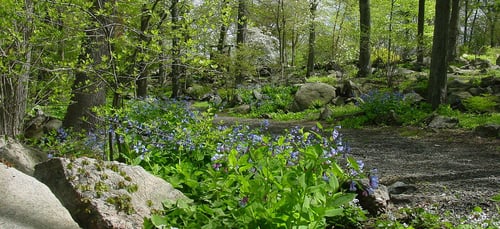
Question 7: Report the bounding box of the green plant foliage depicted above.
[357,90,430,126]
[306,76,338,86]
[463,94,498,113]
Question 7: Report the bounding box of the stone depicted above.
[233,104,251,114]
[388,181,417,195]
[474,124,500,138]
[427,115,459,129]
[471,58,492,69]
[403,92,425,104]
[292,82,336,111]
[447,91,473,110]
[253,89,263,101]
[356,179,391,216]
[34,157,188,229]
[0,136,47,176]
[447,78,471,91]
[0,163,80,229]
[337,80,362,98]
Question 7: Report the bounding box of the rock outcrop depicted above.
[0,136,47,175]
[0,163,80,229]
[34,157,188,229]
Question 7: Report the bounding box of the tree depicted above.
[63,0,112,131]
[170,0,181,98]
[306,0,319,78]
[447,0,460,62]
[0,0,34,137]
[416,0,425,69]
[235,0,248,84]
[358,0,371,77]
[428,0,451,109]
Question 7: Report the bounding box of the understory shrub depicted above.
[357,90,429,126]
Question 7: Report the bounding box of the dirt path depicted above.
[214,116,500,221]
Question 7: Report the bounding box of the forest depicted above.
[1,0,500,228]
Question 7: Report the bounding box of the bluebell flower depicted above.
[322,173,330,182]
[349,181,357,191]
[211,153,224,161]
[239,196,249,207]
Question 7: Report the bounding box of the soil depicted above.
[214,115,500,223]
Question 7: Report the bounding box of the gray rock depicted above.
[474,124,500,138]
[233,104,251,114]
[34,157,188,229]
[447,78,471,91]
[356,179,391,216]
[447,91,473,110]
[337,80,362,98]
[388,181,417,195]
[292,83,336,111]
[428,115,459,129]
[0,136,47,176]
[403,92,425,104]
[0,163,80,229]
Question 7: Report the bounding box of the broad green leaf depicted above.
[150,215,168,227]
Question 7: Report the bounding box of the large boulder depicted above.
[292,83,336,111]
[0,163,80,229]
[0,136,47,175]
[34,157,188,229]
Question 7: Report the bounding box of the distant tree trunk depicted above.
[235,0,248,85]
[358,0,371,77]
[136,4,153,98]
[236,0,247,46]
[428,0,451,110]
[306,0,319,78]
[276,0,286,84]
[0,0,33,137]
[447,0,460,63]
[217,0,229,53]
[416,0,425,69]
[463,0,470,44]
[171,0,181,98]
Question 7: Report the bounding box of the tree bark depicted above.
[358,0,371,77]
[0,0,33,137]
[64,0,110,131]
[447,0,460,63]
[416,0,425,70]
[428,0,451,110]
[170,0,181,98]
[236,0,248,46]
[306,0,319,78]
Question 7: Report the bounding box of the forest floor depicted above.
[214,115,500,224]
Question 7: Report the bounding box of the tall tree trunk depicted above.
[416,0,425,70]
[463,0,469,44]
[0,0,33,137]
[306,0,319,78]
[447,0,460,63]
[64,0,111,131]
[136,4,152,98]
[386,0,395,88]
[170,0,181,98]
[358,0,371,77]
[235,0,248,85]
[428,0,451,110]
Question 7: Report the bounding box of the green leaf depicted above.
[323,207,344,217]
[328,193,356,208]
[150,215,168,227]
